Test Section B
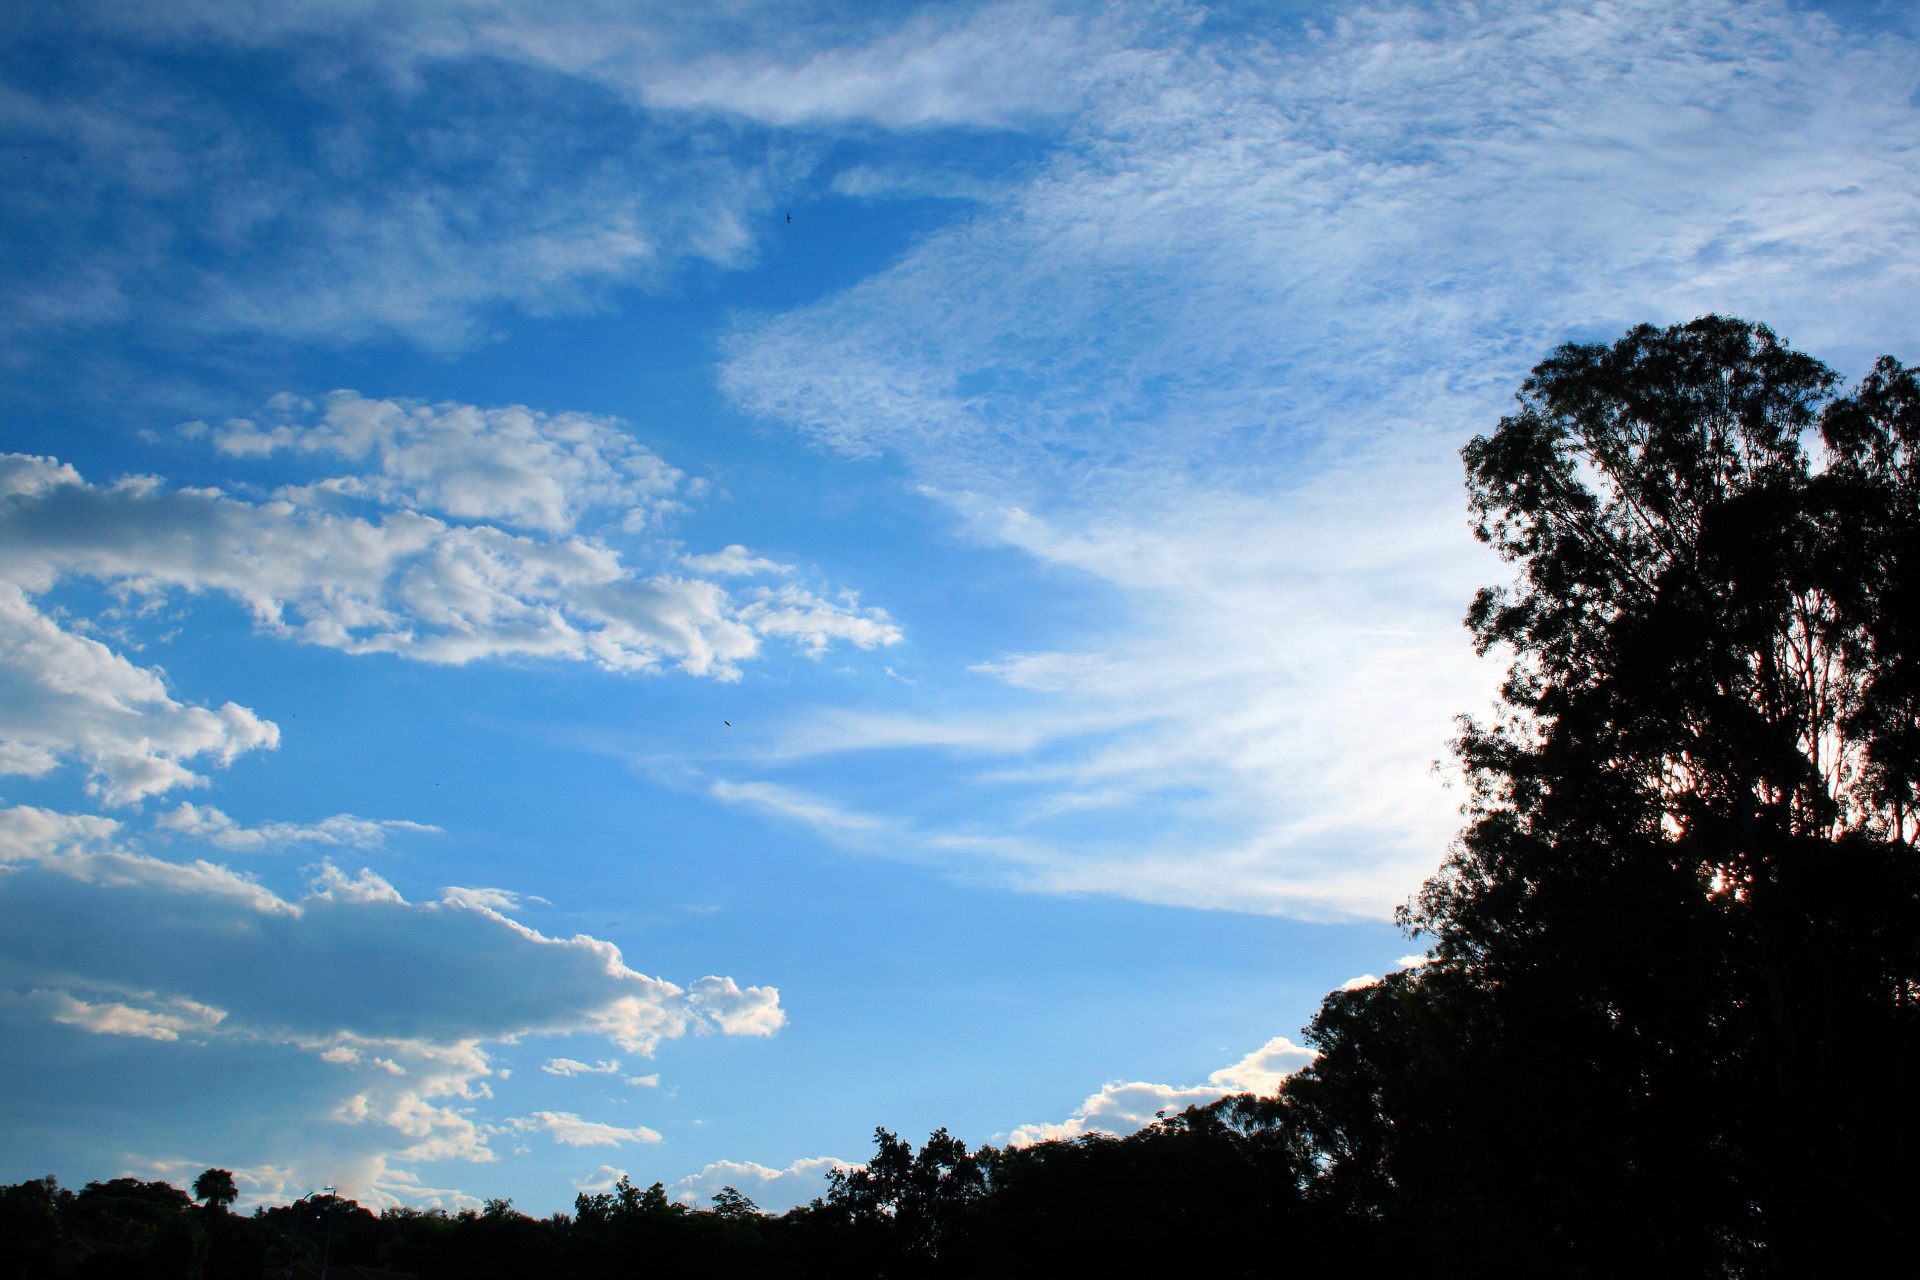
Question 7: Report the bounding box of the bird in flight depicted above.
[724,720,732,726]
[785,213,792,223]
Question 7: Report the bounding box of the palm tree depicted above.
[192,1168,238,1212]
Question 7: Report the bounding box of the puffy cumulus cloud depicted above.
[669,1156,853,1213]
[1205,1037,1316,1097]
[517,1111,662,1148]
[681,545,791,578]
[1,387,895,808]
[572,1165,628,1193]
[0,505,279,805]
[156,803,438,852]
[0,803,297,917]
[306,862,409,905]
[203,391,687,535]
[717,0,1920,918]
[736,585,907,656]
[1007,1081,1227,1147]
[1007,1037,1314,1147]
[336,1089,496,1166]
[0,805,784,1203]
[687,975,787,1038]
[0,441,895,681]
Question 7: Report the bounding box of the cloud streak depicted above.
[0,3,797,350]
[716,0,1920,917]
[520,1111,662,1148]
[156,803,438,852]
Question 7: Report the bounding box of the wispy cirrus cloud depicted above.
[0,2,791,351]
[156,803,438,852]
[717,0,1920,918]
[541,1057,621,1077]
[621,2,1121,129]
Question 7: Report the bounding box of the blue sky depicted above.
[2,0,1916,1213]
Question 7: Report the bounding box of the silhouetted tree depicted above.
[709,1187,761,1219]
[809,1128,984,1276]
[1277,316,1920,1277]
[191,1170,237,1213]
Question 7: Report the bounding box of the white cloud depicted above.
[625,3,1113,129]
[438,886,544,913]
[0,479,281,804]
[306,861,408,905]
[521,1110,662,1148]
[0,5,786,350]
[572,1164,628,1193]
[736,585,904,656]
[157,802,437,851]
[1205,1036,1317,1096]
[0,803,783,1202]
[0,802,298,916]
[707,779,887,835]
[1,391,894,821]
[208,391,686,535]
[0,454,726,676]
[716,0,1920,918]
[687,975,787,1038]
[35,989,228,1042]
[1007,1080,1229,1147]
[542,1057,621,1076]
[668,1155,854,1213]
[1008,1036,1314,1147]
[0,436,896,694]
[681,545,791,577]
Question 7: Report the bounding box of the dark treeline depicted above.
[5,317,1917,1278]
[0,1124,1334,1280]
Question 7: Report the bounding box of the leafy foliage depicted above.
[1324,315,1920,1275]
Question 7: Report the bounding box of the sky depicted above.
[2,0,1917,1215]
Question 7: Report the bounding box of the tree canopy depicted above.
[1293,315,1920,1276]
